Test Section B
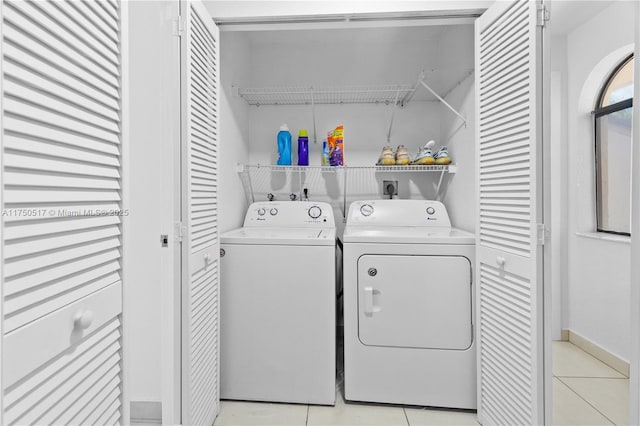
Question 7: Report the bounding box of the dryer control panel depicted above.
[244,201,335,227]
[347,200,452,228]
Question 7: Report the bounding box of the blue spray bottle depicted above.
[277,124,292,165]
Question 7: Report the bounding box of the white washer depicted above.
[220,201,336,405]
[343,199,476,409]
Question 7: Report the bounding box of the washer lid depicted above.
[342,226,475,244]
[221,227,337,246]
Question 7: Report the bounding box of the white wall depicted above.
[237,24,475,230]
[629,5,640,423]
[549,33,569,340]
[126,0,180,407]
[439,70,475,233]
[219,32,252,232]
[564,0,635,360]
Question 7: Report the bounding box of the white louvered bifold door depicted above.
[475,1,545,425]
[180,1,220,425]
[1,0,124,425]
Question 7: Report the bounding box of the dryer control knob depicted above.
[426,207,435,215]
[360,204,374,216]
[270,208,278,216]
[308,206,322,219]
[257,208,266,216]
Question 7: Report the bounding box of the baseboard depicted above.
[567,330,630,377]
[130,401,162,424]
[560,329,569,341]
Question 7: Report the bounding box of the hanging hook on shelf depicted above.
[311,87,317,144]
[386,87,402,144]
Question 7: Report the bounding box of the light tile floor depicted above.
[552,341,629,426]
[212,341,629,426]
[213,388,478,426]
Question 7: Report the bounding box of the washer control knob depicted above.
[360,204,374,216]
[257,208,266,216]
[270,208,278,216]
[426,207,435,215]
[308,206,322,219]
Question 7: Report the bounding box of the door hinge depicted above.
[175,222,186,243]
[536,4,550,27]
[537,223,549,246]
[173,16,184,36]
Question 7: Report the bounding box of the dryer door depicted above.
[358,255,472,350]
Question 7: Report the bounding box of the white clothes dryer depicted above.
[220,201,336,405]
[342,199,476,409]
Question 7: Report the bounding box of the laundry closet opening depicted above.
[217,22,477,235]
[215,13,479,412]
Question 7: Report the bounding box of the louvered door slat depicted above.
[481,57,529,97]
[1,0,124,423]
[482,20,528,67]
[4,99,120,145]
[95,1,119,28]
[4,238,119,278]
[5,227,120,260]
[90,395,121,426]
[4,253,120,310]
[181,1,220,424]
[4,81,120,134]
[64,2,117,46]
[83,1,119,35]
[475,1,544,425]
[3,43,119,111]
[4,320,119,405]
[11,349,120,425]
[4,62,119,122]
[3,4,119,88]
[4,317,122,425]
[4,154,119,180]
[3,28,119,100]
[7,1,119,76]
[3,136,119,169]
[34,1,119,64]
[3,118,119,158]
[38,362,121,425]
[64,375,120,425]
[52,1,119,56]
[5,268,120,333]
[4,215,120,239]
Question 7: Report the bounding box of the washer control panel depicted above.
[244,201,335,227]
[347,199,452,228]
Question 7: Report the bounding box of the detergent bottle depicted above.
[277,124,292,165]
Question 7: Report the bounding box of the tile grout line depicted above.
[305,404,309,426]
[555,375,628,379]
[403,407,410,426]
[556,377,618,425]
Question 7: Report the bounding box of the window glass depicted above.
[594,55,633,236]
[595,108,632,234]
[600,57,634,107]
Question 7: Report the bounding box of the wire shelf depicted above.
[348,165,455,173]
[237,85,414,106]
[240,164,455,173]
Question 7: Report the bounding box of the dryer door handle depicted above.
[363,287,381,316]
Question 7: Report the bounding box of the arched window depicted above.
[594,54,634,236]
